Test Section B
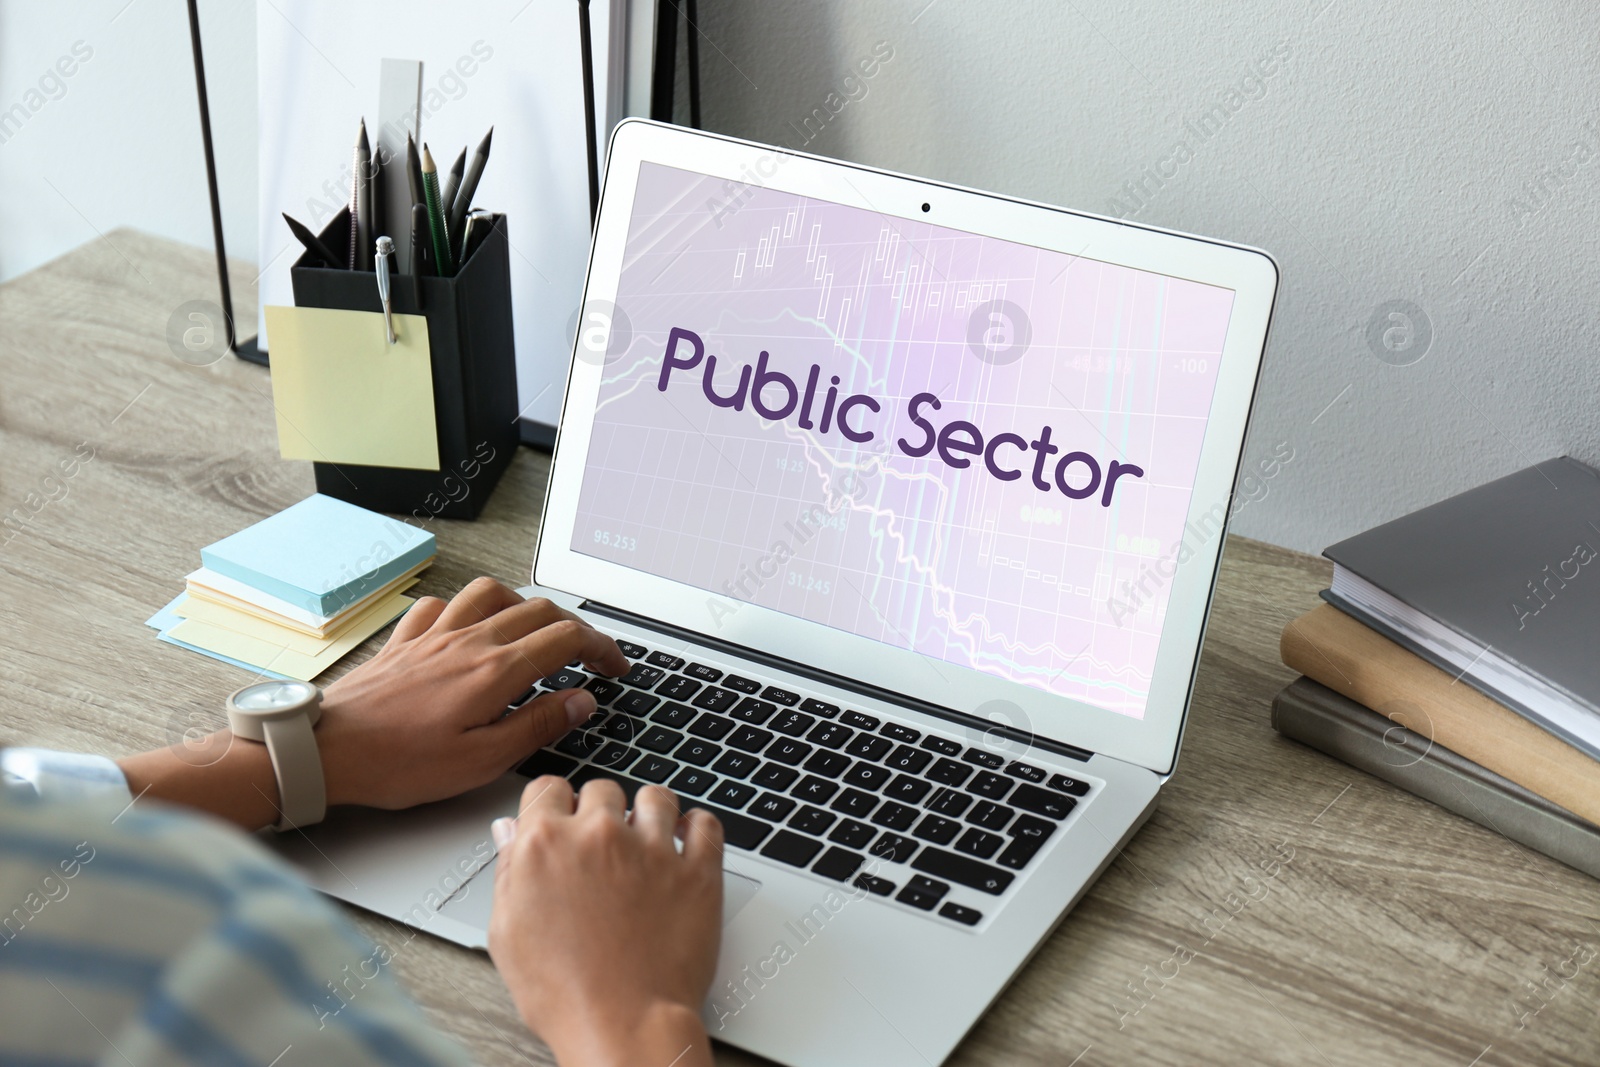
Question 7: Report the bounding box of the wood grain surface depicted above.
[1,231,1594,1066]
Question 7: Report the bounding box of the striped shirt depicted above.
[0,748,472,1066]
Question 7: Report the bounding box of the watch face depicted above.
[232,680,318,713]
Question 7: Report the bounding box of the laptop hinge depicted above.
[580,600,1095,764]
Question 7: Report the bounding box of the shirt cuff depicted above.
[1,747,132,804]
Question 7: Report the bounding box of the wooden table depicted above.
[2,232,1593,1067]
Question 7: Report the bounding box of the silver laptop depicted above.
[273,119,1277,1067]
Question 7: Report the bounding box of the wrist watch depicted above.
[225,680,326,831]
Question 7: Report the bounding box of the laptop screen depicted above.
[572,161,1235,721]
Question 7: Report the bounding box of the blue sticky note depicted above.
[199,495,435,616]
[145,596,188,632]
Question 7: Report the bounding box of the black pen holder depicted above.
[288,208,518,521]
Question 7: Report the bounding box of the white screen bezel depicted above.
[534,119,1276,775]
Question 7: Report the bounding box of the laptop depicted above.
[272,119,1277,1066]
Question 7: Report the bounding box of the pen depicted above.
[440,146,466,257]
[354,119,373,271]
[282,212,344,269]
[420,144,456,277]
[374,235,396,344]
[410,201,427,303]
[448,126,493,254]
[459,209,492,267]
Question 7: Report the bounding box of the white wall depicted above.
[682,0,1600,554]
[6,0,1597,554]
[0,0,255,279]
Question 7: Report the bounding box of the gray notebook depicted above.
[1322,456,1600,759]
[1271,678,1600,880]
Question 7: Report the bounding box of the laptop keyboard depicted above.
[511,636,1093,929]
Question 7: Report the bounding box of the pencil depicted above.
[282,212,344,269]
[353,119,372,270]
[448,126,493,254]
[420,144,456,277]
[440,146,466,258]
[405,133,424,219]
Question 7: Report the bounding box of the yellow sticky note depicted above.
[264,305,440,470]
[168,591,414,681]
[185,567,426,638]
[176,587,415,656]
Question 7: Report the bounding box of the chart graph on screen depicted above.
[573,162,1234,719]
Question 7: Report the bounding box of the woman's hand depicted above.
[120,577,628,830]
[488,777,724,1067]
[316,577,629,809]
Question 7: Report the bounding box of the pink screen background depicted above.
[574,163,1234,718]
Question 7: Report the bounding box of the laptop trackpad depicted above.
[721,869,762,922]
[436,862,762,930]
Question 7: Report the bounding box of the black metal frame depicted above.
[187,0,264,365]
[577,0,601,223]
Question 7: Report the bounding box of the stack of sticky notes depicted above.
[146,494,435,681]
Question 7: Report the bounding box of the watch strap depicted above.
[260,715,327,831]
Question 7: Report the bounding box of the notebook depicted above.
[1279,603,1600,827]
[1272,677,1600,880]
[199,494,436,616]
[1322,456,1600,759]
